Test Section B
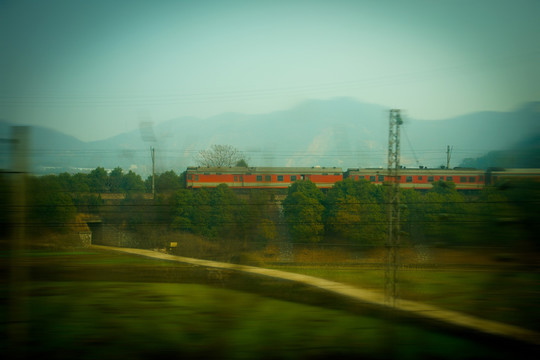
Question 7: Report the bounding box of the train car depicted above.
[486,168,540,185]
[186,166,343,189]
[185,166,540,191]
[344,167,486,191]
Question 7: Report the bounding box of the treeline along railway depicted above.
[2,164,539,251]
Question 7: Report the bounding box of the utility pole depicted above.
[446,145,453,169]
[138,119,156,199]
[386,109,402,307]
[151,146,155,199]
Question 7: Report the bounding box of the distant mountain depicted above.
[1,98,539,176]
[402,102,540,168]
[459,133,540,169]
[0,120,91,172]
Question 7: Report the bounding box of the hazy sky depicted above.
[1,0,539,141]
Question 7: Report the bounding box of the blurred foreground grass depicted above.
[264,264,540,333]
[0,249,537,359]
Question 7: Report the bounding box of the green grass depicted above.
[0,249,536,359]
[1,281,518,360]
[266,264,540,331]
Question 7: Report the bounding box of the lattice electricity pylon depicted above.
[385,109,403,307]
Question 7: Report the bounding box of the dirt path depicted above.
[90,244,540,346]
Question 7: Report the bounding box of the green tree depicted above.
[172,184,252,240]
[88,167,108,193]
[70,173,90,193]
[475,180,540,249]
[324,179,385,245]
[500,180,540,250]
[400,188,427,245]
[244,190,277,243]
[27,175,76,232]
[121,170,145,193]
[155,170,183,193]
[108,167,124,193]
[208,184,238,237]
[421,181,470,246]
[283,181,324,243]
[56,172,72,191]
[171,189,194,231]
[235,159,249,167]
[191,188,213,236]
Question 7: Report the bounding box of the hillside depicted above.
[1,99,539,175]
[459,134,540,169]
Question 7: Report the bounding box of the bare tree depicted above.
[195,145,248,167]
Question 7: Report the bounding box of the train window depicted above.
[234,176,238,182]
[216,173,222,175]
[378,175,385,182]
[469,177,475,182]
[397,176,402,181]
[428,176,434,182]
[204,172,210,175]
[277,175,284,181]
[240,176,243,182]
[418,176,422,181]
[406,176,413,183]
[256,175,262,181]
[369,176,376,182]
[447,176,453,182]
[479,176,484,182]
[460,177,466,183]
[265,175,271,181]
[334,173,340,176]
[188,174,193,180]
[291,175,297,181]
[195,175,199,181]
[323,173,328,175]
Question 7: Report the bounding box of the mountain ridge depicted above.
[1,98,538,175]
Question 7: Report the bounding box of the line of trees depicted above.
[0,167,186,237]
[282,178,539,249]
[2,165,538,251]
[283,179,386,244]
[51,167,185,194]
[171,184,277,243]
[165,175,538,250]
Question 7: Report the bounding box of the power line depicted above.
[2,51,537,107]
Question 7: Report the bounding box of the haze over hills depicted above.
[1,98,539,176]
[460,133,540,169]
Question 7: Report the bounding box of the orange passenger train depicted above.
[186,166,343,189]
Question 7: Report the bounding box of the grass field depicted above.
[263,264,540,332]
[242,245,540,332]
[1,249,538,359]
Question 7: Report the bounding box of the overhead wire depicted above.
[2,50,537,107]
